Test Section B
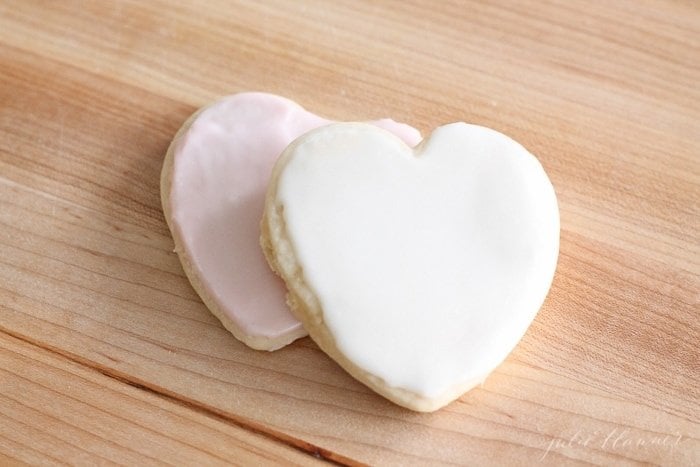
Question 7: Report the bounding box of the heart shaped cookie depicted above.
[161,93,421,351]
[262,123,559,410]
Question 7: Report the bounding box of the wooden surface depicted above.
[0,0,698,465]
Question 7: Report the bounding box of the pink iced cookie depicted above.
[161,93,421,350]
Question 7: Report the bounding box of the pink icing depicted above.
[169,92,421,346]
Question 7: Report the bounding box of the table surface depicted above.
[1,1,698,465]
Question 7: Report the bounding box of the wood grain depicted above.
[0,0,698,465]
[0,332,322,466]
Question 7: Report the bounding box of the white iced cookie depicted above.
[161,94,421,351]
[262,123,559,410]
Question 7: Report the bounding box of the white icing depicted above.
[276,123,559,397]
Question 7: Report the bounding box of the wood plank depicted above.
[0,0,698,464]
[0,331,324,466]
[0,123,696,464]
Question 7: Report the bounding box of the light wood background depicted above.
[1,0,698,465]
